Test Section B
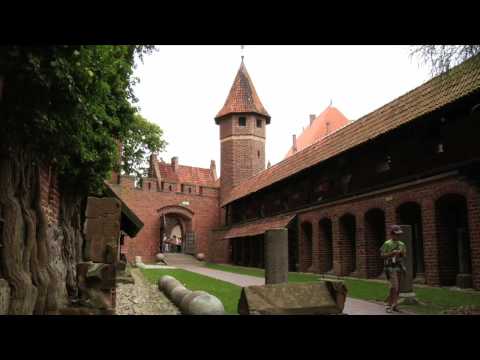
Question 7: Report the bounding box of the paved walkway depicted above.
[179,265,407,315]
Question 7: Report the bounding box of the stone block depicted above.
[264,229,288,284]
[238,281,347,315]
[83,197,121,263]
[85,196,121,218]
[0,279,10,315]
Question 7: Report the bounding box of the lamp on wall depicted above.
[437,143,445,153]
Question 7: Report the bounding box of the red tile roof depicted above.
[158,161,218,188]
[223,214,295,239]
[285,106,350,158]
[221,54,480,206]
[215,61,270,123]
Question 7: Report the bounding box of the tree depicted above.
[121,113,167,179]
[0,45,161,314]
[410,45,480,76]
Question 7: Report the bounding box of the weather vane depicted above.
[241,45,245,62]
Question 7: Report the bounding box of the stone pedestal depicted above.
[264,229,288,285]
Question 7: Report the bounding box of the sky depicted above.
[132,45,432,171]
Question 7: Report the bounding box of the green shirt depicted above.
[380,239,406,256]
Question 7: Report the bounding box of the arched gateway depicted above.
[157,205,196,254]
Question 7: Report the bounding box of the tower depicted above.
[215,60,271,200]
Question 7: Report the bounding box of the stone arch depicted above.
[300,221,313,272]
[435,193,472,287]
[157,205,194,253]
[318,217,333,273]
[364,208,386,278]
[339,213,357,275]
[396,201,425,281]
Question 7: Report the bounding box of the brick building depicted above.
[112,55,480,290]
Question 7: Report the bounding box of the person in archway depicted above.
[380,225,407,313]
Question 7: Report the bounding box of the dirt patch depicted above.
[116,268,180,315]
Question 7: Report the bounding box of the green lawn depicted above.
[206,263,480,314]
[141,268,242,315]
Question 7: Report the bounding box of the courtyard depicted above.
[117,262,480,315]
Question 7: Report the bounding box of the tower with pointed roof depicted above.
[215,60,270,201]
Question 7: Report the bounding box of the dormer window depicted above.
[256,118,262,128]
[238,117,246,127]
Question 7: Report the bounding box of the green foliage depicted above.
[410,45,480,76]
[121,113,167,179]
[0,45,161,194]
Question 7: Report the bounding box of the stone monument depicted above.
[398,224,418,304]
[264,228,288,284]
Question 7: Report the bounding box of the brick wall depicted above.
[219,114,267,201]
[111,177,220,263]
[296,174,480,289]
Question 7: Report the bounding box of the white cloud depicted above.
[133,45,430,170]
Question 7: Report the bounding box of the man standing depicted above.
[380,225,407,313]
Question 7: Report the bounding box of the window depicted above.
[256,118,262,128]
[257,150,261,158]
[238,117,246,127]
[169,185,172,191]
[188,187,192,194]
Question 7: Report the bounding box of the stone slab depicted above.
[238,281,347,315]
[264,229,288,285]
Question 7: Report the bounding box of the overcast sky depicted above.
[132,45,431,171]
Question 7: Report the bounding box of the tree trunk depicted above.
[0,148,86,314]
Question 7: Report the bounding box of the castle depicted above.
[107,55,480,290]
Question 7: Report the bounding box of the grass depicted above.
[140,268,242,315]
[205,263,480,314]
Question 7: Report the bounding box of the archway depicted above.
[158,205,194,254]
[300,222,313,271]
[339,214,356,274]
[364,208,386,278]
[435,194,472,287]
[319,218,333,273]
[396,202,425,281]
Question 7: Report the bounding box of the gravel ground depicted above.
[116,268,180,315]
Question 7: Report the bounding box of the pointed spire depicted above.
[215,61,270,124]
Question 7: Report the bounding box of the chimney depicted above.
[267,161,271,169]
[292,134,297,153]
[326,121,330,135]
[309,114,316,126]
[210,160,217,181]
[171,156,179,172]
[149,153,157,177]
